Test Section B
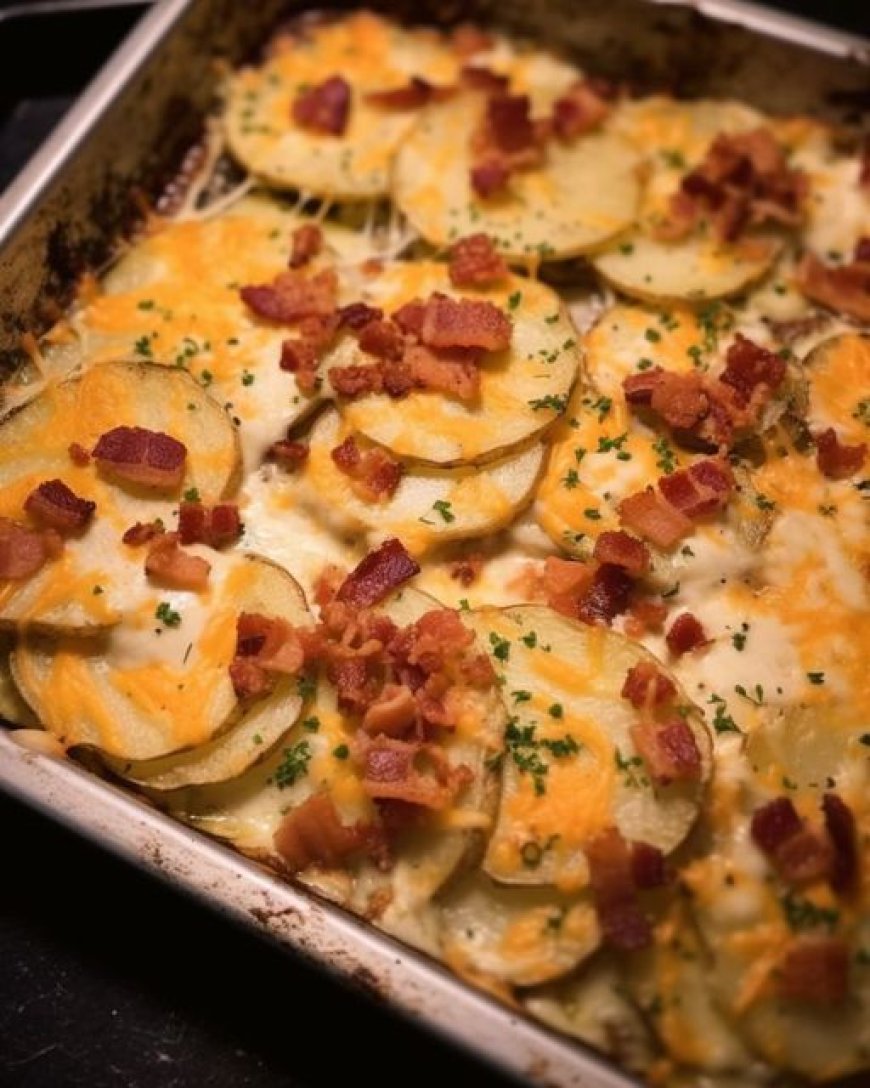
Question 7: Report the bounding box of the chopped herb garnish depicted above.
[274,741,311,789]
[489,632,511,661]
[735,683,765,706]
[615,748,648,787]
[521,631,538,649]
[301,716,320,732]
[548,703,564,718]
[333,744,350,760]
[708,693,741,734]
[731,623,749,651]
[781,892,839,933]
[182,487,200,503]
[241,370,255,386]
[806,671,825,685]
[562,468,580,489]
[644,328,661,343]
[513,690,532,703]
[507,290,522,311]
[583,507,602,520]
[654,435,676,475]
[432,499,455,523]
[155,601,181,628]
[92,585,104,596]
[133,335,153,358]
[528,394,568,412]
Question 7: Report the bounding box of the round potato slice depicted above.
[802,332,870,446]
[48,195,370,470]
[290,408,544,555]
[11,553,296,762]
[392,92,641,262]
[464,606,711,889]
[224,13,459,200]
[438,869,600,987]
[0,362,240,633]
[104,562,312,790]
[330,260,580,465]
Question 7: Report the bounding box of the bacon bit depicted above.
[0,519,58,580]
[623,367,665,407]
[631,841,669,889]
[625,598,668,639]
[178,502,242,548]
[236,612,306,674]
[631,717,702,785]
[122,520,164,547]
[552,79,610,140]
[335,538,420,609]
[404,344,481,401]
[577,563,633,627]
[357,319,405,361]
[355,734,467,809]
[448,233,509,287]
[822,793,859,895]
[420,294,512,352]
[144,532,210,591]
[658,459,734,519]
[451,23,494,57]
[751,797,833,886]
[665,612,707,655]
[486,94,536,155]
[24,479,95,534]
[328,363,384,399]
[621,661,677,710]
[240,268,338,324]
[288,223,323,269]
[593,531,650,576]
[650,371,709,431]
[392,299,426,338]
[274,792,363,872]
[815,427,867,479]
[329,655,378,714]
[269,439,309,468]
[470,93,545,198]
[365,77,451,109]
[777,938,849,1004]
[461,65,510,94]
[361,683,417,737]
[586,827,652,951]
[470,159,510,198]
[331,435,403,502]
[449,553,484,587]
[92,426,186,490]
[619,488,693,550]
[291,75,351,136]
[68,442,91,466]
[541,555,594,618]
[229,657,272,701]
[795,251,870,322]
[752,797,804,853]
[338,302,383,330]
[721,334,786,406]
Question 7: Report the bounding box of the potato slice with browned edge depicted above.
[46,194,371,471]
[288,408,544,555]
[104,560,311,789]
[224,13,459,200]
[11,554,299,763]
[0,634,36,726]
[392,93,641,263]
[464,606,711,888]
[329,260,579,465]
[165,588,505,956]
[0,361,240,634]
[437,869,600,987]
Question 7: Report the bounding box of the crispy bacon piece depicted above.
[328,363,384,399]
[631,717,702,785]
[470,93,544,198]
[240,268,338,324]
[228,657,272,701]
[230,612,308,699]
[178,502,242,548]
[0,519,59,580]
[631,841,668,889]
[361,683,417,737]
[357,319,405,361]
[796,251,870,322]
[593,531,650,576]
[552,79,610,140]
[777,937,850,1004]
[291,75,351,135]
[24,479,95,534]
[486,94,536,155]
[658,459,734,519]
[586,827,652,951]
[331,435,403,501]
[623,367,665,407]
[470,159,510,198]
[448,233,509,287]
[541,555,594,618]
[365,77,450,109]
[720,333,786,406]
[577,563,634,626]
[335,538,420,609]
[356,734,467,809]
[288,223,323,268]
[822,793,859,895]
[404,344,482,401]
[751,797,833,886]
[274,792,363,872]
[624,598,669,639]
[665,612,707,655]
[621,661,677,710]
[649,371,709,431]
[92,426,186,490]
[815,427,867,480]
[144,532,210,591]
[269,439,309,468]
[392,299,426,337]
[751,796,803,854]
[68,442,91,466]
[449,552,484,587]
[338,302,383,330]
[122,520,164,547]
[619,488,693,550]
[419,294,511,352]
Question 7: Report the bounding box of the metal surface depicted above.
[0,1,867,1085]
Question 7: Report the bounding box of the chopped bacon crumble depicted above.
[448,233,509,287]
[92,426,187,490]
[24,479,95,534]
[291,75,351,135]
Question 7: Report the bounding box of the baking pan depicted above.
[0,1,867,1085]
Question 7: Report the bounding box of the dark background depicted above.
[0,2,866,1086]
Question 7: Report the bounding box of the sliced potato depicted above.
[392,92,641,262]
[224,13,459,199]
[438,869,599,987]
[330,260,579,465]
[47,195,369,470]
[802,333,870,446]
[104,562,311,789]
[290,408,544,555]
[0,634,36,726]
[464,606,711,889]
[0,362,240,633]
[11,554,297,762]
